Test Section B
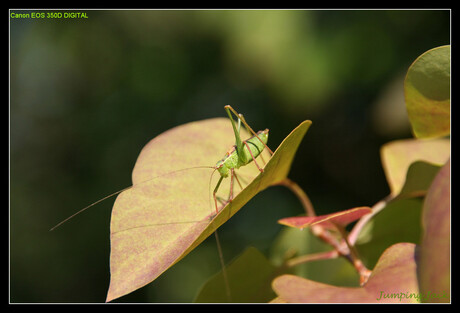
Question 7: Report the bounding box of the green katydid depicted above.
[51,105,273,302]
[50,105,314,302]
[212,105,272,213]
[50,105,272,231]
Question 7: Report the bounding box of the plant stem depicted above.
[286,250,339,268]
[334,223,371,285]
[276,178,316,217]
[347,195,392,245]
[278,178,372,284]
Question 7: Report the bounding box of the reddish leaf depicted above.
[278,207,372,230]
[417,160,450,302]
[272,243,420,303]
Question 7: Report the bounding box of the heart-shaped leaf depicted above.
[278,207,372,230]
[272,243,420,303]
[417,160,450,302]
[404,45,450,138]
[106,117,311,301]
[380,138,449,197]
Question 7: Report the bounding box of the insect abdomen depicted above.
[216,129,269,177]
[238,129,269,167]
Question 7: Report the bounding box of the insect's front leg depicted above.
[213,176,224,213]
[223,170,243,207]
[214,169,241,213]
[229,168,234,203]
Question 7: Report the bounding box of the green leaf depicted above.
[272,243,420,303]
[194,247,279,303]
[269,227,359,288]
[396,161,441,200]
[269,225,315,270]
[404,45,450,138]
[417,160,450,302]
[355,198,422,269]
[380,138,449,197]
[106,117,311,302]
[352,161,440,262]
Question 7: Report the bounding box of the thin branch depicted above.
[347,195,392,246]
[277,178,374,284]
[276,178,316,217]
[334,223,371,285]
[286,250,339,268]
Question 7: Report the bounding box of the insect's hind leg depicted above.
[225,105,273,155]
[239,113,269,167]
[243,141,264,173]
[233,170,243,191]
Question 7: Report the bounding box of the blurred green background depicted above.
[10,9,450,303]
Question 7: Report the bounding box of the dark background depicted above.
[10,9,450,302]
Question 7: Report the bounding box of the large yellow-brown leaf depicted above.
[106,117,311,301]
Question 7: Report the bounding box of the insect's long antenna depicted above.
[214,230,232,302]
[50,165,215,231]
[49,187,131,231]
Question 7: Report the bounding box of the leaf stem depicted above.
[334,223,371,285]
[286,250,339,268]
[347,195,392,246]
[278,178,373,284]
[276,178,316,217]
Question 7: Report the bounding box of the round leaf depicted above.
[404,45,450,138]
